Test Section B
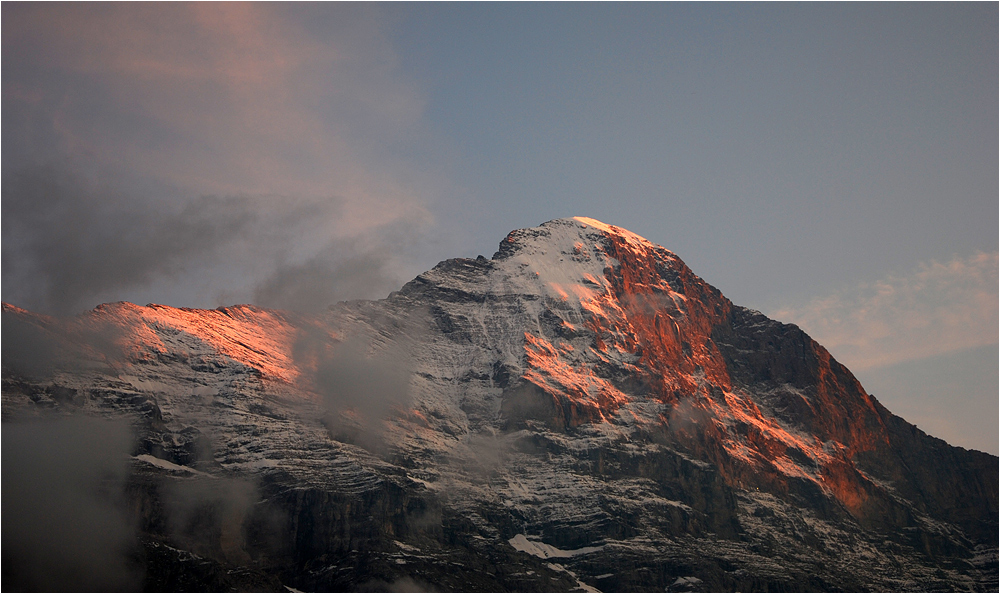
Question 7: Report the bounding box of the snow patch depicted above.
[509,533,604,559]
[542,561,602,593]
[393,540,421,553]
[134,454,213,477]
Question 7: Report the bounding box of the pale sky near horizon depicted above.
[2,3,997,453]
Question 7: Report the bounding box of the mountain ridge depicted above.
[2,217,996,592]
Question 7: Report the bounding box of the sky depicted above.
[2,3,996,453]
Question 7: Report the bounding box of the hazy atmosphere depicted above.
[3,4,996,453]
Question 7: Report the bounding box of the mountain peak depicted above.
[3,218,996,592]
[494,216,668,262]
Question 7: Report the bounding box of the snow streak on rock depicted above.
[2,217,996,592]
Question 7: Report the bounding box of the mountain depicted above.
[2,216,996,592]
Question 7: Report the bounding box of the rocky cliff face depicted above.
[3,217,996,592]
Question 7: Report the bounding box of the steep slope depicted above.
[2,217,996,592]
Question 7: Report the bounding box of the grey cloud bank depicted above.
[2,417,141,591]
[3,165,258,315]
[1,160,425,316]
[3,3,444,315]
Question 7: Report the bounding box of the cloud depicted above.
[2,4,443,313]
[254,246,400,314]
[1,303,131,378]
[1,417,142,591]
[253,219,430,314]
[770,252,998,370]
[2,165,264,315]
[0,158,436,315]
[3,4,430,206]
[1,307,67,378]
[292,327,415,450]
[162,476,259,566]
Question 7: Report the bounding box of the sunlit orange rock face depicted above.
[2,300,310,386]
[504,219,920,521]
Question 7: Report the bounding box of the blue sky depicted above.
[2,3,996,453]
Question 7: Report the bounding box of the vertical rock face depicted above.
[2,217,996,592]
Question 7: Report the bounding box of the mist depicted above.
[2,3,447,317]
[292,324,416,451]
[161,476,259,566]
[1,162,431,316]
[2,165,257,315]
[2,303,135,381]
[253,221,429,314]
[1,308,66,378]
[1,417,141,591]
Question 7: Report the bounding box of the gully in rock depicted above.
[3,218,997,592]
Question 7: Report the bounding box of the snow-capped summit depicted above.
[3,218,996,592]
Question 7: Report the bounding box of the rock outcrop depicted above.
[3,217,996,592]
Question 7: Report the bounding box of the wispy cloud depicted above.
[292,328,416,453]
[2,417,141,591]
[770,252,998,370]
[2,166,259,314]
[2,4,444,314]
[3,4,431,210]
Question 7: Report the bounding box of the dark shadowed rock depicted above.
[2,218,996,592]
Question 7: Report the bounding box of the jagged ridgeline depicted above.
[3,217,997,592]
